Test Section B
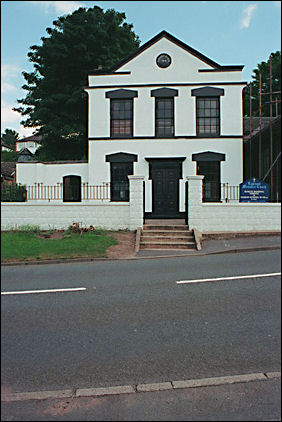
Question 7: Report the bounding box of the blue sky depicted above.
[1,0,281,137]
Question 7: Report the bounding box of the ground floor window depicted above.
[63,175,81,202]
[197,161,220,202]
[110,162,133,201]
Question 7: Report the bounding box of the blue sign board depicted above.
[239,178,269,202]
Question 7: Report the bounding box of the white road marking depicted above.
[176,272,281,284]
[1,287,87,295]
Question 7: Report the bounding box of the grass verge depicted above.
[1,230,118,262]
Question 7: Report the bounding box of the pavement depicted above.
[136,233,281,258]
[2,372,281,421]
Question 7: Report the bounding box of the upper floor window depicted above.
[192,87,224,138]
[155,98,174,137]
[110,99,133,138]
[196,97,220,136]
[106,89,138,139]
[151,87,178,138]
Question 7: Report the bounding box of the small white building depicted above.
[15,135,42,155]
[16,30,246,219]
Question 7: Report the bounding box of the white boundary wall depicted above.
[1,203,130,231]
[1,176,281,232]
[1,176,144,231]
[187,176,281,232]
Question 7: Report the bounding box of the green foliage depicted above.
[1,183,27,202]
[15,225,41,233]
[13,6,140,161]
[1,230,117,261]
[1,128,19,150]
[244,51,281,117]
[1,151,19,162]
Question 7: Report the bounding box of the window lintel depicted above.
[191,86,224,97]
[106,89,138,99]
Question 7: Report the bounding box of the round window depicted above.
[156,53,172,68]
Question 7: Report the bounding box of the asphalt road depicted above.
[1,250,281,395]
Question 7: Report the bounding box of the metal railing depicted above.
[221,183,240,202]
[202,182,240,202]
[25,183,111,201]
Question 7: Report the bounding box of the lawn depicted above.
[1,230,118,262]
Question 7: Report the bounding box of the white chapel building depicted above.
[16,30,246,219]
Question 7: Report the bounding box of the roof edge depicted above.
[104,30,242,74]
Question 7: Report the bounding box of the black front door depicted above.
[150,161,182,218]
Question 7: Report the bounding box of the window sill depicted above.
[196,134,220,138]
[110,135,133,139]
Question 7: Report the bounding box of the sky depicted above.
[1,0,281,138]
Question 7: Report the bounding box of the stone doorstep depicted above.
[141,232,194,243]
[142,230,194,237]
[143,225,189,230]
[142,239,195,244]
[140,243,197,250]
[140,224,197,250]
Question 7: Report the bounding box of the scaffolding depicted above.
[244,55,281,202]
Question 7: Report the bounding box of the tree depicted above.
[1,151,19,162]
[14,6,140,160]
[1,128,19,150]
[243,51,281,118]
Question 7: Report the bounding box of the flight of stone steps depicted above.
[140,223,196,250]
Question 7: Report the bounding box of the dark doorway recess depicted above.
[63,175,81,202]
[145,158,185,218]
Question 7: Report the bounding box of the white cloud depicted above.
[240,4,257,29]
[27,1,85,15]
[18,126,37,138]
[1,101,37,137]
[1,82,17,94]
[1,100,21,126]
[1,64,20,79]
[1,64,21,93]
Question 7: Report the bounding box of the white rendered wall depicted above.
[2,175,280,233]
[2,176,145,231]
[86,36,244,139]
[1,203,130,230]
[87,85,244,139]
[88,38,243,86]
[193,203,281,232]
[16,163,89,185]
[88,138,243,212]
[186,176,281,232]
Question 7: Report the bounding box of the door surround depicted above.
[145,157,186,219]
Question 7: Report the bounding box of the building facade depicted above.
[15,135,42,155]
[16,30,246,218]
